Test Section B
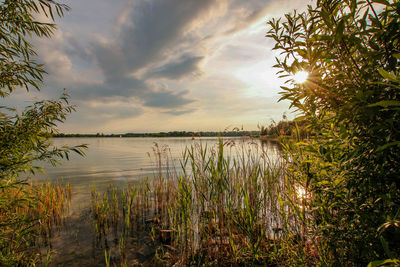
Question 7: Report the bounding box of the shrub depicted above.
[267,0,400,264]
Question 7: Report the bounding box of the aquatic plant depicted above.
[88,139,318,266]
[0,180,71,266]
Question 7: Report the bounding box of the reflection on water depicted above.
[30,137,280,212]
[28,137,282,266]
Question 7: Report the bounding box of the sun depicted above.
[293,71,309,84]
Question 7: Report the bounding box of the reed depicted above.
[0,179,71,266]
[88,138,319,266]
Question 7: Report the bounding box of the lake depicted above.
[30,137,280,212]
[28,137,282,266]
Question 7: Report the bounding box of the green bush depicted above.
[0,1,85,265]
[267,0,400,264]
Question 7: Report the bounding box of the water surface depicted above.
[31,137,279,211]
[30,137,280,266]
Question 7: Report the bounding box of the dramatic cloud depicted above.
[115,0,216,72]
[145,54,204,80]
[63,0,221,110]
[13,0,312,133]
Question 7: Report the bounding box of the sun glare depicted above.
[293,71,309,84]
[296,187,306,200]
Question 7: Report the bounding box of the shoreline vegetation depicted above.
[86,140,314,266]
[53,119,306,140]
[8,139,316,266]
[1,0,399,266]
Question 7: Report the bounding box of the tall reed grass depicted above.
[0,179,71,266]
[89,138,319,266]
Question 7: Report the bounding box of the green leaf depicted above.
[368,100,400,108]
[320,9,332,29]
[294,115,308,121]
[378,69,399,83]
[380,236,395,259]
[367,259,400,267]
[376,142,400,152]
[335,19,345,43]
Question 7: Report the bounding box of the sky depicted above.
[10,0,311,134]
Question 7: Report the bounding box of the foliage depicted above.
[260,117,310,138]
[0,93,86,178]
[0,0,85,179]
[0,0,85,265]
[0,0,68,96]
[267,0,400,264]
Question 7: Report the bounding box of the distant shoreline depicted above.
[53,131,261,138]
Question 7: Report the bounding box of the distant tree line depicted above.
[54,131,261,138]
[260,120,309,139]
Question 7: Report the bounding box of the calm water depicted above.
[30,137,279,211]
[29,137,280,266]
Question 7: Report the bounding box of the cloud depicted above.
[83,100,143,120]
[78,0,223,110]
[89,0,219,81]
[145,54,204,80]
[224,6,272,35]
[62,99,143,132]
[68,77,146,99]
[63,32,94,63]
[116,0,216,72]
[26,0,313,132]
[163,108,196,116]
[92,40,128,82]
[143,89,195,109]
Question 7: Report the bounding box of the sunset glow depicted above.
[293,71,309,84]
